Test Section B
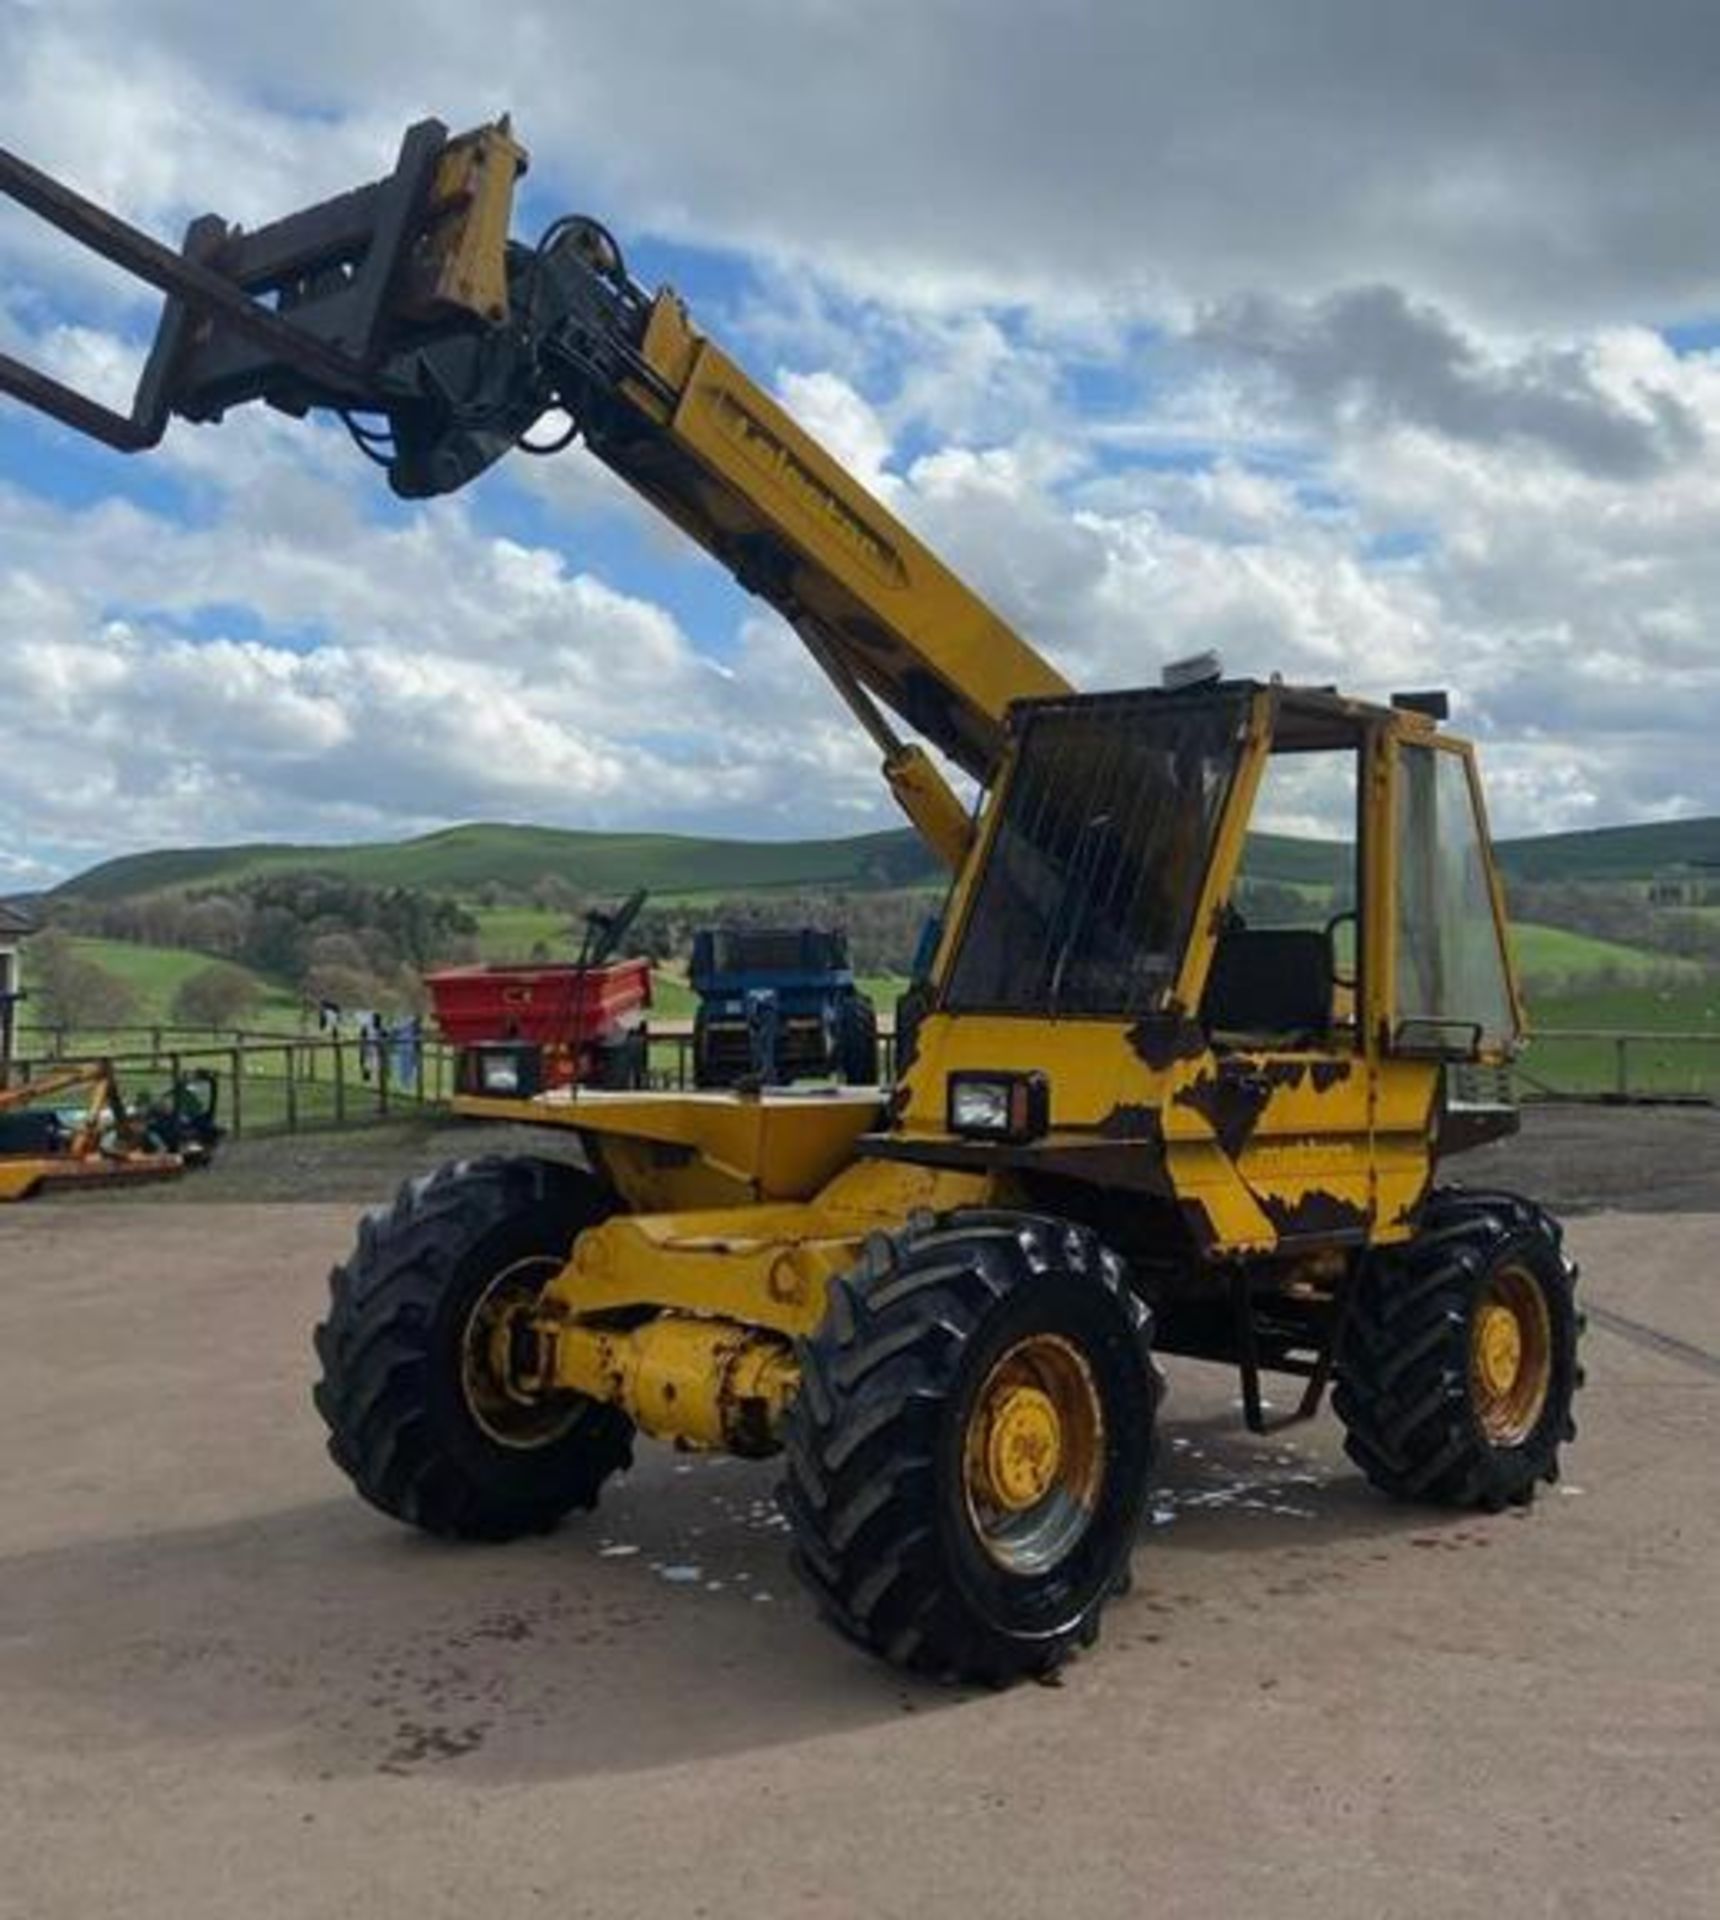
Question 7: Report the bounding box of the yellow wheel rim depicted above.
[963,1332,1105,1574]
[460,1255,581,1450]
[1469,1263,1553,1448]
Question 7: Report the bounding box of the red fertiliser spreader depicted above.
[425,891,652,1098]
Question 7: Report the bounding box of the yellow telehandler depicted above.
[0,120,1581,1681]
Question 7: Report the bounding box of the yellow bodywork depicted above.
[0,1061,190,1202]
[0,118,1536,1499]
[448,685,1518,1458]
[417,119,529,325]
[455,1085,887,1212]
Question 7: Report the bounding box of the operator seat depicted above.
[1201,927,1334,1046]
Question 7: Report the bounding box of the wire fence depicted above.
[3,1020,1712,1138]
[1513,1029,1720,1103]
[2,1021,901,1136]
[4,1028,457,1137]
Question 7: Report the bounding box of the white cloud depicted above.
[6,4,1720,882]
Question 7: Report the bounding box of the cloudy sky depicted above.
[5,0,1720,887]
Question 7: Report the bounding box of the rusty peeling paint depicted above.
[1257,1188,1369,1242]
[1391,1176,1433,1231]
[767,1251,808,1304]
[1126,1009,1208,1071]
[1098,1102,1164,1141]
[1173,1054,1359,1159]
[1173,1062,1275,1158]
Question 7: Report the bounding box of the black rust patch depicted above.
[1126,1009,1208,1071]
[1098,1103,1165,1141]
[1258,1188,1370,1244]
[1174,1057,1309,1159]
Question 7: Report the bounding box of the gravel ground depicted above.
[2,1105,1717,1918]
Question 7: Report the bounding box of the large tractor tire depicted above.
[836,994,880,1085]
[1333,1188,1583,1511]
[690,1010,729,1090]
[780,1211,1159,1685]
[313,1156,633,1540]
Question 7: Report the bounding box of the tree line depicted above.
[29,863,1717,1038]
[43,877,482,1029]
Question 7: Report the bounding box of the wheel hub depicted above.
[1469,1263,1553,1448]
[983,1384,1064,1511]
[461,1255,582,1450]
[962,1332,1106,1573]
[1474,1303,1524,1398]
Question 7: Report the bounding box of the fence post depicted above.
[333,1038,346,1126]
[378,1038,390,1119]
[1614,1035,1629,1099]
[228,1046,243,1139]
[284,1043,298,1134]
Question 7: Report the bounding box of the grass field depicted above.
[468,906,576,961]
[1520,976,1720,1097]
[1525,976,1720,1032]
[18,939,299,1036]
[1511,922,1698,986]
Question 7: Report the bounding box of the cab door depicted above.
[1186,708,1378,1250]
[1372,732,1522,1237]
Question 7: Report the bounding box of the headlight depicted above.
[479,1055,521,1094]
[946,1070,1049,1143]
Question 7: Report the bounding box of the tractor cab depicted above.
[889,675,1523,1251]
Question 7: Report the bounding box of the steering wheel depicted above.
[1324,909,1359,990]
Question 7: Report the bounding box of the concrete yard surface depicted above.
[1,1198,1717,1919]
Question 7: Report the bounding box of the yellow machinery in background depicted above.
[0,1060,219,1201]
[1,120,1583,1683]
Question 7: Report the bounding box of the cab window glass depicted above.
[945,696,1242,1016]
[1211,744,1359,1043]
[1395,744,1515,1050]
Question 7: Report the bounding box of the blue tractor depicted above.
[689,926,879,1088]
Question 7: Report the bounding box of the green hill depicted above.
[1497,816,1720,884]
[43,812,1720,909]
[53,823,941,905]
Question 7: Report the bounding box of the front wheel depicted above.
[780,1211,1159,1685]
[313,1155,634,1540]
[1333,1189,1583,1511]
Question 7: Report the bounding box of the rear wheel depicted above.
[1333,1189,1583,1510]
[313,1156,633,1540]
[780,1211,1158,1685]
[836,995,880,1084]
